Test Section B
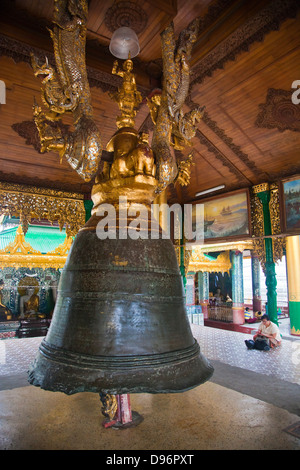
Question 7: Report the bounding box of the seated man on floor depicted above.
[245,314,281,351]
[244,307,257,323]
[244,307,252,321]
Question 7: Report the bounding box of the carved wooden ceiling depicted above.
[0,0,300,204]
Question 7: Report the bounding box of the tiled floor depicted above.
[191,323,300,385]
[0,336,42,377]
[0,321,300,450]
[1,320,299,385]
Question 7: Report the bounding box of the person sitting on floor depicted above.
[245,314,281,351]
[255,310,263,320]
[244,307,252,322]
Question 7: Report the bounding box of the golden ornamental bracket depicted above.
[0,225,41,255]
[46,235,73,256]
[269,182,285,264]
[251,182,285,271]
[0,181,85,237]
[250,185,266,271]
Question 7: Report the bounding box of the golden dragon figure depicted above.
[148,19,204,194]
[32,0,202,194]
[31,0,102,182]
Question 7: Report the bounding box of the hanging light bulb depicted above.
[109,26,140,59]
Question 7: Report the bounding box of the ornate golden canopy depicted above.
[0,181,86,237]
[0,225,72,270]
[187,248,232,274]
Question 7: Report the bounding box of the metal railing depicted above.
[208,304,233,323]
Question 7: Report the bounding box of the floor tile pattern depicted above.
[191,324,300,385]
[0,337,41,377]
[0,323,299,386]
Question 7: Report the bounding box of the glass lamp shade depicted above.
[109,27,140,59]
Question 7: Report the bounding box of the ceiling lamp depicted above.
[195,185,225,197]
[109,26,140,59]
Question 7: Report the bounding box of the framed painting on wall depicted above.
[192,189,251,242]
[281,175,300,234]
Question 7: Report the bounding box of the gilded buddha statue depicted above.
[18,278,45,320]
[109,57,142,129]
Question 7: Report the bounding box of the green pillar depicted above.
[251,253,262,312]
[255,189,278,325]
[84,199,93,223]
[286,235,300,336]
[180,248,187,287]
[231,250,244,324]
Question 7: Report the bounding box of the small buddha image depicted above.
[109,57,142,128]
[214,287,223,305]
[0,279,12,321]
[18,276,45,320]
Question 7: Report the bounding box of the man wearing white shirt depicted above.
[245,314,281,350]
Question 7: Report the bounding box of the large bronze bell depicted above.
[28,3,213,397]
[28,171,213,395]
